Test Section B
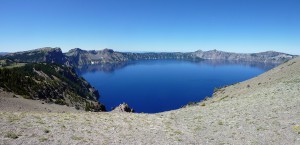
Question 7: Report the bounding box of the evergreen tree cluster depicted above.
[0,63,103,111]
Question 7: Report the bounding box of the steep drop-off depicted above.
[0,63,105,112]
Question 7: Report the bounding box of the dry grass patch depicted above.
[39,137,48,142]
[5,132,19,139]
[71,135,84,140]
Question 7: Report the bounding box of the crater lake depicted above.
[78,60,276,113]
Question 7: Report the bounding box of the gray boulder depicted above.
[112,103,134,113]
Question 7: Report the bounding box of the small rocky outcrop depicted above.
[181,102,199,108]
[112,103,134,113]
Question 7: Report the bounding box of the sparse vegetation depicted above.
[61,125,66,129]
[22,95,32,99]
[54,99,67,105]
[218,121,224,125]
[39,137,48,142]
[288,61,296,66]
[5,132,19,139]
[0,62,104,111]
[44,128,50,133]
[214,87,221,93]
[85,101,96,111]
[219,95,229,101]
[174,130,183,135]
[8,115,20,123]
[71,135,84,140]
[75,105,80,110]
[36,119,45,124]
[293,126,300,134]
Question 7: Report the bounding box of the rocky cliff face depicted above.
[122,52,201,61]
[193,49,295,63]
[65,48,128,66]
[65,48,202,65]
[65,48,295,65]
[1,47,295,66]
[2,47,68,64]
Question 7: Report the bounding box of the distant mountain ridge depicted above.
[0,52,9,56]
[2,47,68,64]
[194,49,295,63]
[65,48,129,66]
[0,47,296,66]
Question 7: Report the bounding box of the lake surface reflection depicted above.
[79,60,277,113]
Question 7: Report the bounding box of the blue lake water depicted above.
[79,60,276,113]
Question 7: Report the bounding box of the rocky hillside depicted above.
[123,52,201,61]
[0,57,299,144]
[194,49,294,63]
[1,47,295,66]
[1,47,68,65]
[65,48,202,66]
[0,63,105,112]
[65,48,129,66]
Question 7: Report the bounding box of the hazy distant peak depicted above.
[0,52,9,56]
[11,47,62,54]
[196,49,228,53]
[195,49,293,55]
[210,49,218,52]
[257,51,283,54]
[68,48,85,53]
[88,50,98,54]
[72,48,83,51]
[68,48,115,53]
[35,47,61,52]
[102,48,114,53]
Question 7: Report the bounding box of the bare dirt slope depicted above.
[0,57,300,145]
[0,90,81,113]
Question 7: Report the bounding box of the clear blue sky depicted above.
[0,0,299,54]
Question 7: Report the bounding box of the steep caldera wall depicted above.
[1,47,296,66]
